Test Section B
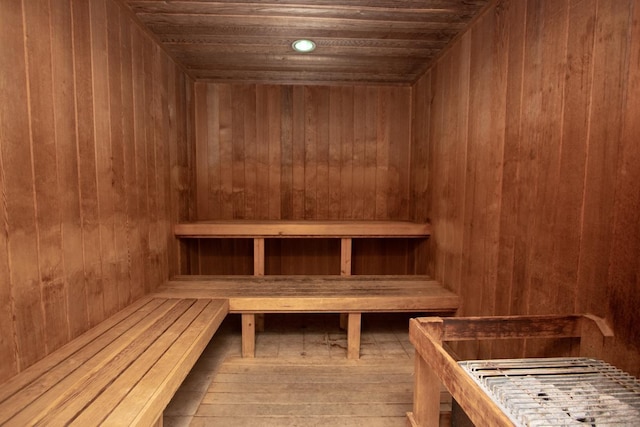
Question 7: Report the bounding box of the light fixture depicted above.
[292,39,316,53]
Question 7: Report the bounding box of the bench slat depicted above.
[40,299,206,425]
[174,220,431,238]
[0,298,181,426]
[0,298,229,427]
[0,297,163,405]
[102,298,228,426]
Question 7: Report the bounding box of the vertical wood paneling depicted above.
[156,52,172,285]
[148,44,163,295]
[315,88,330,219]
[50,0,87,358]
[492,0,527,359]
[291,86,306,219]
[0,0,193,383]
[219,85,234,219]
[328,87,342,219]
[523,0,572,358]
[53,0,87,341]
[608,0,640,358]
[256,85,270,219]
[244,85,257,219]
[194,83,209,219]
[132,24,148,296]
[231,85,246,218]
[192,83,413,274]
[106,0,130,311]
[72,0,104,328]
[280,87,294,219]
[0,0,43,375]
[410,72,431,276]
[92,0,117,317]
[24,0,69,354]
[363,87,378,220]
[267,85,282,220]
[412,0,640,375]
[339,87,354,219]
[352,87,366,220]
[576,0,630,320]
[551,0,596,318]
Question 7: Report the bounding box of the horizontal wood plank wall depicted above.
[0,0,192,383]
[191,83,415,275]
[411,0,640,376]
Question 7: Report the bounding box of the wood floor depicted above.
[164,313,418,426]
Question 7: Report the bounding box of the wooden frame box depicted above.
[408,314,614,427]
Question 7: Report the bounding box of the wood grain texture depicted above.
[0,297,228,427]
[196,357,418,426]
[156,275,459,313]
[409,315,613,427]
[0,0,193,383]
[121,0,490,84]
[412,0,640,376]
[189,83,416,275]
[175,220,430,238]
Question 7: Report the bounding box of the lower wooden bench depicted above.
[0,296,228,427]
[156,275,460,360]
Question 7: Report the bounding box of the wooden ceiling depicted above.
[123,0,490,85]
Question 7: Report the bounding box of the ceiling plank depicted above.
[128,3,478,23]
[121,0,490,84]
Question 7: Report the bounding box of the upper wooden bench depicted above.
[0,296,228,427]
[157,275,459,360]
[174,220,431,238]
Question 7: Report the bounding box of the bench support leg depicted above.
[347,312,361,360]
[242,314,256,358]
[253,238,266,333]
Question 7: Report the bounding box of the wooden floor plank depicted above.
[208,382,412,394]
[197,402,413,417]
[165,312,453,427]
[202,391,413,404]
[207,373,414,384]
[216,359,414,374]
[191,416,410,427]
[194,356,416,426]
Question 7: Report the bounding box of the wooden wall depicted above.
[190,83,418,275]
[0,0,193,383]
[411,0,640,376]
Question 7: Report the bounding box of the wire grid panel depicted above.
[458,357,640,426]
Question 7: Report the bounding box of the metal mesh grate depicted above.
[459,357,640,426]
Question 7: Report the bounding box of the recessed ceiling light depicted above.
[292,39,316,53]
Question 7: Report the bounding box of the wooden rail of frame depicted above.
[407,314,614,427]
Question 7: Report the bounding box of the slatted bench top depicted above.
[0,296,228,427]
[156,275,459,313]
[173,220,431,238]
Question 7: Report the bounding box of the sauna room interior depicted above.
[1,0,639,426]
